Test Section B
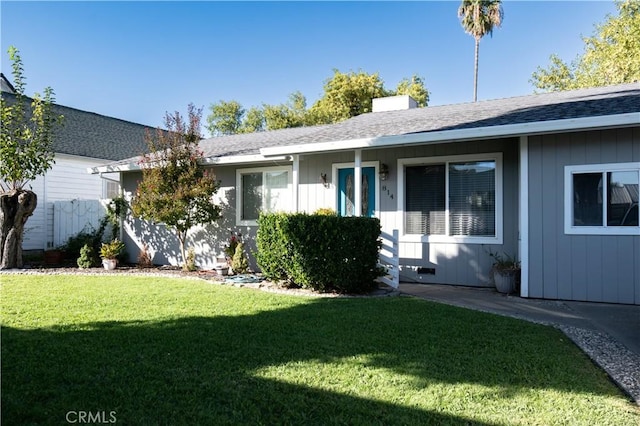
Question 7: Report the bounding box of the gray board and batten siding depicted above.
[370,138,519,287]
[528,127,640,305]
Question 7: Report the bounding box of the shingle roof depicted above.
[198,124,333,158]
[199,82,639,158]
[95,83,640,172]
[2,92,152,161]
[297,82,639,144]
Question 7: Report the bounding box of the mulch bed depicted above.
[5,263,399,298]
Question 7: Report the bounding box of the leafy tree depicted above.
[205,70,430,135]
[131,104,221,270]
[0,47,63,269]
[458,0,504,102]
[308,70,391,124]
[239,106,265,133]
[395,75,430,107]
[531,0,640,91]
[263,91,308,130]
[206,100,245,136]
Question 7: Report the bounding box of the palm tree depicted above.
[458,0,504,102]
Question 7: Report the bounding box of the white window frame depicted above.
[103,179,121,200]
[236,165,293,226]
[564,162,640,236]
[397,152,503,244]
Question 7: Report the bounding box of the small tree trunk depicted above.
[176,230,187,270]
[0,190,38,269]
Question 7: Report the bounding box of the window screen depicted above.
[241,173,262,221]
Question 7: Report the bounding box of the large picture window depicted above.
[236,166,292,225]
[400,154,502,244]
[565,163,640,235]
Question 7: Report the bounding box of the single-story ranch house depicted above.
[93,83,640,305]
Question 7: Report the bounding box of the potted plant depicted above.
[100,239,125,270]
[487,250,520,294]
[223,232,241,275]
[44,246,66,265]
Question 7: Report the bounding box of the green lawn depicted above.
[1,275,638,425]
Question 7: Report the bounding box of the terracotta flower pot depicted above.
[44,250,65,265]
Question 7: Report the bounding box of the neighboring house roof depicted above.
[2,92,152,161]
[0,73,16,94]
[92,82,640,173]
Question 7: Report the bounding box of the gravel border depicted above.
[2,267,637,405]
[558,325,640,405]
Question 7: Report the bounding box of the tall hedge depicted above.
[256,213,382,293]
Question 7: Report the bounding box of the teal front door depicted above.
[337,167,376,217]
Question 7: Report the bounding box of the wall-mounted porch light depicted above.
[379,163,389,181]
[320,173,330,188]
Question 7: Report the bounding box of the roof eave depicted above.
[89,154,291,174]
[260,113,640,157]
[201,154,290,165]
[88,163,142,175]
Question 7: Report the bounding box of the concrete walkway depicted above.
[399,283,640,405]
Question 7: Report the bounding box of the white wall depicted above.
[22,153,118,250]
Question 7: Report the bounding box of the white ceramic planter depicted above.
[494,270,517,294]
[102,258,117,270]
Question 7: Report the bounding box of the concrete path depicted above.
[399,283,640,404]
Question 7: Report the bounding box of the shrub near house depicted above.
[256,213,382,293]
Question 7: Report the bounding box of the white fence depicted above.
[377,229,400,288]
[53,199,107,248]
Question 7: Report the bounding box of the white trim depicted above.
[354,150,362,216]
[331,161,380,217]
[519,136,529,298]
[564,162,640,236]
[397,152,504,245]
[89,154,291,175]
[292,155,299,213]
[235,165,293,227]
[261,113,639,157]
[89,163,141,174]
[202,154,290,165]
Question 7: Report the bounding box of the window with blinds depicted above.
[449,161,495,236]
[405,164,445,235]
[405,160,496,237]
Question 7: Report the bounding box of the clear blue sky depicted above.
[1,1,617,130]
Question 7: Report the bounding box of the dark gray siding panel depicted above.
[528,136,544,298]
[586,238,603,302]
[635,237,640,305]
[555,135,573,300]
[570,235,588,301]
[528,127,640,305]
[541,135,559,299]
